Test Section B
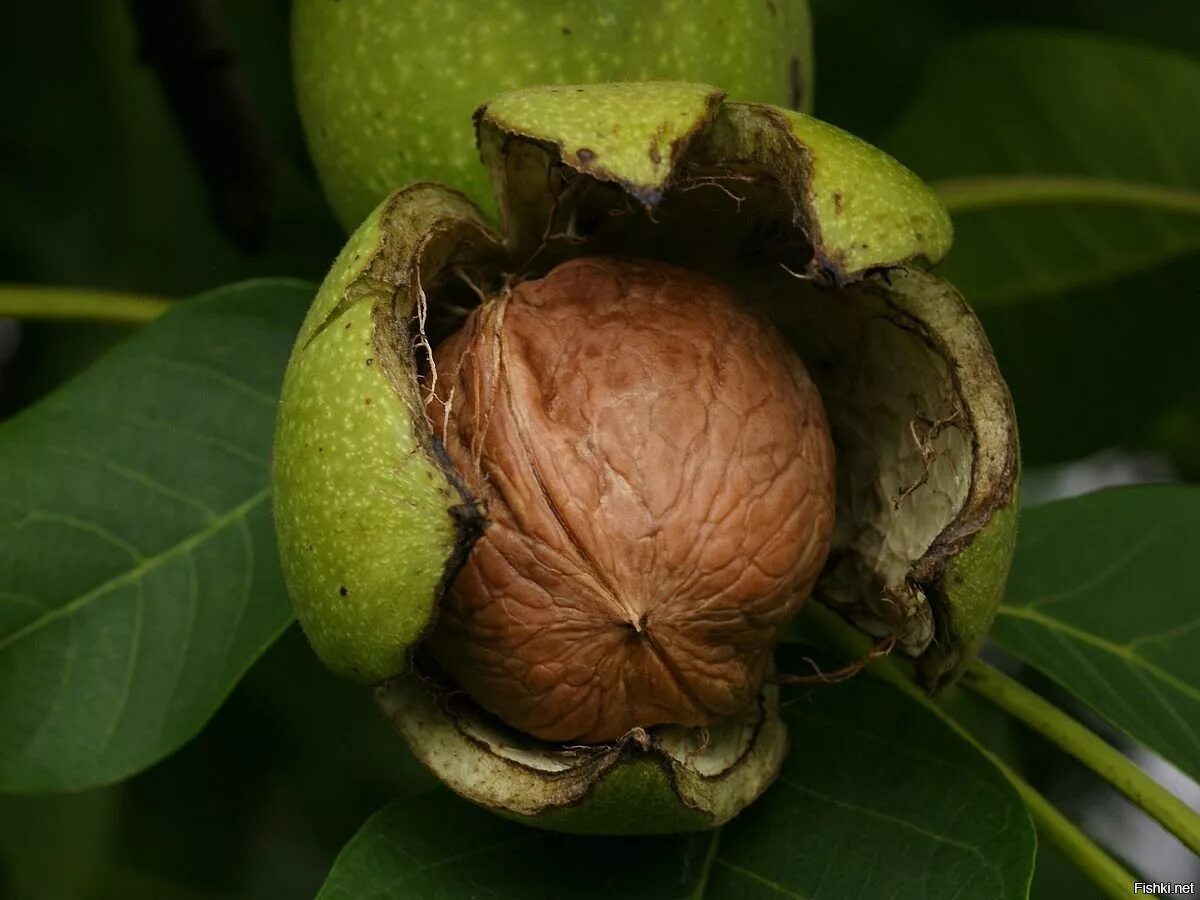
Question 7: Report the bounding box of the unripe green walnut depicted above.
[293,0,814,228]
[273,83,1019,834]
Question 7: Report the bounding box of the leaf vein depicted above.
[41,444,218,519]
[713,859,810,899]
[0,591,46,612]
[135,356,278,407]
[97,578,145,760]
[14,510,143,563]
[775,778,1005,894]
[997,606,1200,702]
[0,489,271,655]
[1023,527,1161,611]
[49,405,268,468]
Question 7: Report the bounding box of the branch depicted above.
[129,0,276,251]
[962,658,1200,857]
[0,286,169,325]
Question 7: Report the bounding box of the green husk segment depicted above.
[273,184,500,683]
[929,498,1020,688]
[753,266,1017,687]
[704,103,954,277]
[525,761,713,835]
[480,82,724,199]
[375,674,787,835]
[477,83,952,278]
[859,271,1019,687]
[477,82,726,253]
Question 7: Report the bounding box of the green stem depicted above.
[963,658,1200,857]
[0,286,169,325]
[932,175,1200,216]
[795,605,1136,899]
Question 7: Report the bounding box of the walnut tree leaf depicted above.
[992,485,1200,783]
[884,30,1200,305]
[317,664,1034,900]
[0,279,310,792]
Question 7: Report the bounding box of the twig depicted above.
[0,286,169,325]
[130,0,276,251]
[963,658,1200,857]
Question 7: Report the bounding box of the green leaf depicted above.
[884,31,1200,305]
[318,664,1034,899]
[810,2,1200,146]
[993,485,1200,783]
[977,253,1200,465]
[0,279,309,792]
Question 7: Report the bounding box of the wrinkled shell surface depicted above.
[425,257,835,742]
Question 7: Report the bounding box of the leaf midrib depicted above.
[995,605,1200,702]
[0,487,272,654]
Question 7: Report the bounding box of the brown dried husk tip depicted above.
[770,633,898,686]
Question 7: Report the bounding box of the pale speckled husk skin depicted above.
[477,82,953,280]
[293,0,814,228]
[273,186,500,683]
[272,83,1019,833]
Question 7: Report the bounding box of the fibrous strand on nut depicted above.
[424,256,836,743]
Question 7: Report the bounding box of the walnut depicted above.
[425,256,835,742]
[275,84,1020,830]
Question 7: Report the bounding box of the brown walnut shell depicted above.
[425,256,836,742]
